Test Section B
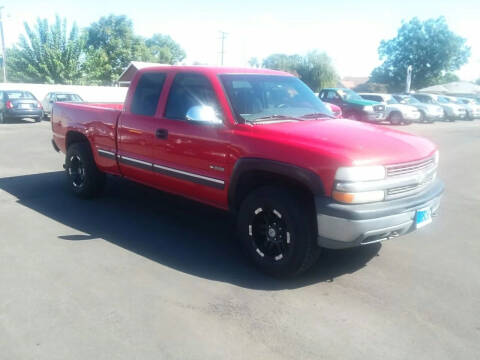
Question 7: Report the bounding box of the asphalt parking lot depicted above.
[1,119,479,360]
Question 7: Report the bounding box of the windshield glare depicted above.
[220,75,332,122]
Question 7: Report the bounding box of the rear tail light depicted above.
[37,101,43,109]
[6,100,13,109]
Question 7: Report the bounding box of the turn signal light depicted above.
[332,190,385,204]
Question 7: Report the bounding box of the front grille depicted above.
[386,156,435,177]
[385,155,437,199]
[373,105,385,112]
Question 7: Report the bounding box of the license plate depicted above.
[19,104,31,109]
[415,207,432,229]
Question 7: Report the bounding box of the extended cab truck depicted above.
[52,66,444,277]
[319,88,386,123]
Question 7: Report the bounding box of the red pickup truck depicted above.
[51,66,444,277]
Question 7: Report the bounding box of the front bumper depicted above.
[6,109,43,118]
[403,112,421,121]
[364,112,386,122]
[424,112,444,121]
[315,179,444,249]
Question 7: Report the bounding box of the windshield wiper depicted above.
[252,114,304,122]
[300,112,335,119]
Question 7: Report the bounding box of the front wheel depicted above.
[346,112,361,122]
[389,112,403,125]
[65,143,105,198]
[237,186,320,277]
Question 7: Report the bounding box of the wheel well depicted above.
[66,131,89,149]
[232,170,315,211]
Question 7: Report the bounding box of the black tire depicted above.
[0,112,5,124]
[237,186,320,277]
[389,112,403,125]
[34,117,41,122]
[418,110,426,123]
[346,111,361,122]
[65,142,105,198]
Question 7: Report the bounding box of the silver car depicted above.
[42,92,84,118]
[411,93,467,121]
[451,97,480,120]
[392,94,445,123]
[358,93,421,125]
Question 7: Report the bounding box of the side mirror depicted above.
[185,105,222,124]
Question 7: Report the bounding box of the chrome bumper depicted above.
[315,180,444,249]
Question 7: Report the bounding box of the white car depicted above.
[42,92,84,118]
[452,97,480,120]
[358,93,421,125]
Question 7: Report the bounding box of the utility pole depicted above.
[219,31,227,66]
[0,6,6,82]
[405,65,413,93]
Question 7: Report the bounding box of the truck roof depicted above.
[135,65,292,77]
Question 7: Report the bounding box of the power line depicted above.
[219,31,227,66]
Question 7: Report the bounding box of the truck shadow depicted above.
[0,172,381,290]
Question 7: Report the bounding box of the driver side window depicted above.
[165,73,222,121]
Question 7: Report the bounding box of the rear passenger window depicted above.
[131,72,166,116]
[165,73,222,120]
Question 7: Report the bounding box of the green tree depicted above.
[83,15,151,85]
[145,34,185,64]
[295,51,338,92]
[370,17,470,91]
[248,57,260,68]
[6,16,83,84]
[353,82,389,93]
[262,51,338,92]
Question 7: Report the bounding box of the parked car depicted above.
[411,93,467,121]
[450,96,480,120]
[392,94,444,123]
[0,90,43,123]
[325,102,342,118]
[42,92,84,118]
[51,66,443,277]
[358,93,420,125]
[319,88,386,122]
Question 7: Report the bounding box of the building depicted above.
[117,61,169,87]
[418,81,480,97]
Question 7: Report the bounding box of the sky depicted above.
[1,0,479,80]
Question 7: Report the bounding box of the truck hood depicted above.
[346,98,379,107]
[256,118,435,166]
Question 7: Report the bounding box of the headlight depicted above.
[333,165,386,204]
[363,105,374,112]
[335,165,386,182]
[434,150,439,164]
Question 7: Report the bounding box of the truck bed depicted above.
[52,102,122,175]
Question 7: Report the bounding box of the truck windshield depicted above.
[336,89,364,102]
[220,74,332,122]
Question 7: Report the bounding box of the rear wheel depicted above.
[418,110,426,123]
[65,143,105,198]
[237,186,320,277]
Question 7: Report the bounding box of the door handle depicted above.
[156,129,168,139]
